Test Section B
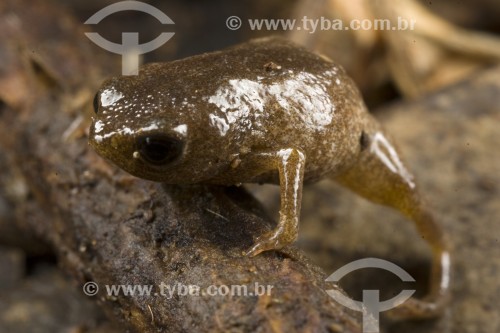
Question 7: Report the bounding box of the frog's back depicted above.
[140,37,366,181]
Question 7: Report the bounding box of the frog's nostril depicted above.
[137,135,183,165]
[93,92,99,114]
[360,131,370,151]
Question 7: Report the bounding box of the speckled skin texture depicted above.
[89,37,365,185]
[89,37,450,319]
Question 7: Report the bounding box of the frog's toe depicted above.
[245,228,297,257]
[244,235,280,257]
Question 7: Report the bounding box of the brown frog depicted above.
[89,37,450,318]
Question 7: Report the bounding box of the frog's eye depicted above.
[93,92,99,114]
[137,135,183,165]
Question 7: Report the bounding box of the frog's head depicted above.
[88,70,225,184]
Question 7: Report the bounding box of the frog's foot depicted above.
[387,252,451,320]
[387,293,449,319]
[245,225,298,257]
[243,148,305,257]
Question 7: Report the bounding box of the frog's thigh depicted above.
[332,158,450,319]
[245,148,305,256]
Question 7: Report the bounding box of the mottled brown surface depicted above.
[0,1,362,332]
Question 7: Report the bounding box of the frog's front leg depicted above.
[244,148,306,257]
[333,130,450,319]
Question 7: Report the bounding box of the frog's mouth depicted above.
[88,120,137,172]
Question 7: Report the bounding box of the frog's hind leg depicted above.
[244,148,306,257]
[332,131,450,319]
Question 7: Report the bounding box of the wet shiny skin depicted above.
[89,37,450,318]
